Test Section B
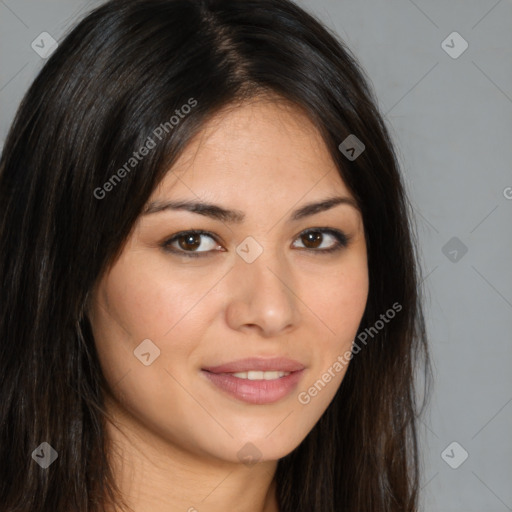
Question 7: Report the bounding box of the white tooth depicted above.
[231,370,291,380]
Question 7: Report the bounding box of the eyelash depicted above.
[161,228,351,258]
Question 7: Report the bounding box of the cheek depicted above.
[89,258,221,435]
[293,267,368,424]
[304,257,369,340]
[300,254,368,398]
[98,253,220,341]
[90,251,228,393]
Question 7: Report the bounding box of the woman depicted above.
[0,0,430,510]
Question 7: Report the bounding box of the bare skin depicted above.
[88,96,369,512]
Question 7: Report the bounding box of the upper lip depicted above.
[202,357,305,374]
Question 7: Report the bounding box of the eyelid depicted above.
[161,227,350,258]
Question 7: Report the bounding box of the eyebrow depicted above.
[142,195,359,223]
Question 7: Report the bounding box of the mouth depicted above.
[201,357,305,405]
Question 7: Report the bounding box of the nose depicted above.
[224,248,301,338]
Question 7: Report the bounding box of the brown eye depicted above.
[177,233,202,251]
[301,231,323,249]
[163,231,221,257]
[292,228,349,253]
[163,228,348,258]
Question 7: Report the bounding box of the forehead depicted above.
[152,98,352,202]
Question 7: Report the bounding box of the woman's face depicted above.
[89,98,369,464]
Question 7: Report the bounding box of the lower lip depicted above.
[201,369,304,404]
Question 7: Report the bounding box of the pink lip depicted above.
[201,357,306,405]
[201,369,305,405]
[202,357,305,374]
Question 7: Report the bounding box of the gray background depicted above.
[1,1,511,510]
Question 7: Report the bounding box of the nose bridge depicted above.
[226,239,300,335]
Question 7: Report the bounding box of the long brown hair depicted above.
[0,0,430,510]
